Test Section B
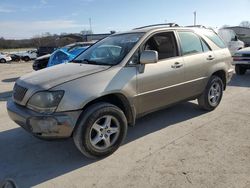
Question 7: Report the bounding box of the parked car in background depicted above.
[33,42,93,70]
[10,54,21,62]
[217,28,245,55]
[32,54,51,71]
[21,50,37,61]
[14,50,37,61]
[37,46,57,57]
[232,47,250,75]
[7,24,233,158]
[0,52,12,63]
[47,44,90,67]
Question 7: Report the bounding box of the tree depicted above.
[239,21,250,28]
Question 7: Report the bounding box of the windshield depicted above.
[73,33,144,65]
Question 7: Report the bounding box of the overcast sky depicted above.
[0,0,250,39]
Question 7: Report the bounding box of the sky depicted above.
[0,0,250,39]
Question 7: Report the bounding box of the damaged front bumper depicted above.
[7,100,82,139]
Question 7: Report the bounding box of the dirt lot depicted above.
[0,62,250,188]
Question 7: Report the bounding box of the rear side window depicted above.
[178,32,203,55]
[202,30,226,48]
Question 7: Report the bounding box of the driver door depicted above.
[137,31,186,114]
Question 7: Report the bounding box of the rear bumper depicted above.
[227,68,234,83]
[7,100,81,139]
[5,57,12,62]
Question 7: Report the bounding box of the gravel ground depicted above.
[0,62,250,188]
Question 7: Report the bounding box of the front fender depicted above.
[52,66,137,112]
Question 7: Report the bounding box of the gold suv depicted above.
[7,24,233,158]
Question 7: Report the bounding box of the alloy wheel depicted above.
[208,82,221,107]
[89,115,120,150]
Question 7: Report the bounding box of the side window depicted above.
[128,49,140,65]
[178,31,203,55]
[201,39,211,52]
[143,32,178,60]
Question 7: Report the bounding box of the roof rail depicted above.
[186,25,207,29]
[133,23,179,30]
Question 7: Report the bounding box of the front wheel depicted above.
[73,103,127,159]
[23,56,30,62]
[198,75,224,111]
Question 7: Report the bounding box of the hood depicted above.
[238,40,244,45]
[36,54,51,60]
[17,63,110,90]
[237,47,250,54]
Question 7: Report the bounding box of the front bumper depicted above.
[7,100,82,139]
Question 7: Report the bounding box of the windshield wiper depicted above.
[72,59,111,66]
[72,59,94,64]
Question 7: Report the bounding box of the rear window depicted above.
[202,30,226,48]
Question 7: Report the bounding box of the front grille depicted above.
[242,54,250,57]
[13,84,27,102]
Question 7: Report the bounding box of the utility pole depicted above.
[89,18,92,33]
[194,11,197,26]
[89,18,92,41]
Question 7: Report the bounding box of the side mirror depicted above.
[140,50,158,64]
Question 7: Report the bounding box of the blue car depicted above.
[47,42,92,67]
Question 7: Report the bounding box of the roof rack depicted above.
[186,25,207,29]
[133,23,179,30]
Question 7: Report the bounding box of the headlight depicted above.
[27,91,64,114]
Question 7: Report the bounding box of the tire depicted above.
[235,65,246,75]
[23,56,30,62]
[0,58,6,63]
[198,75,224,111]
[73,102,128,159]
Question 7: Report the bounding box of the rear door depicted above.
[177,31,214,98]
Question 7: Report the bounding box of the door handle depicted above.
[207,55,215,61]
[171,62,183,69]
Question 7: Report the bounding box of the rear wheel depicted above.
[23,56,30,62]
[198,75,224,111]
[235,65,246,75]
[73,103,127,159]
[0,58,6,63]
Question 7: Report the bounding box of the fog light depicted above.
[28,117,59,133]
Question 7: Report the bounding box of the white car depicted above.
[0,53,12,63]
[232,47,250,75]
[15,50,37,61]
[217,29,245,55]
